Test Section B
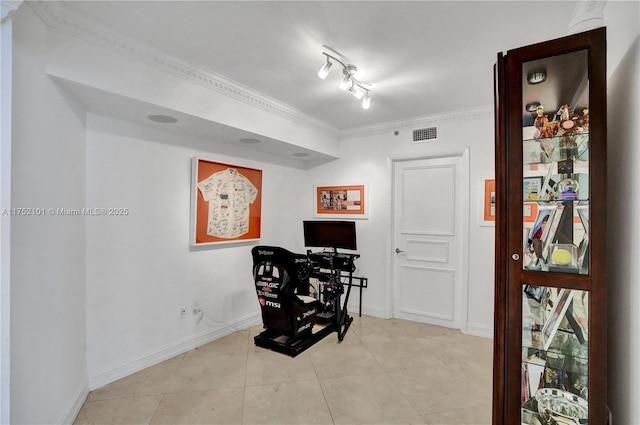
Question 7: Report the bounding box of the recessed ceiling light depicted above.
[238,138,261,144]
[526,102,541,112]
[293,152,310,157]
[147,114,178,123]
[526,69,547,85]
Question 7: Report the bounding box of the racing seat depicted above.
[252,246,320,338]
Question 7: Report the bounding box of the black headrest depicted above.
[251,246,311,281]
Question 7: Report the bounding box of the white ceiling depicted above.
[59,1,582,132]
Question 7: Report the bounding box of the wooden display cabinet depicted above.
[492,28,607,424]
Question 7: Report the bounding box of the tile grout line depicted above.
[149,352,188,424]
[240,327,253,425]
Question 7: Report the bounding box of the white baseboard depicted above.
[464,322,494,339]
[352,305,389,319]
[88,312,261,391]
[353,308,494,337]
[61,381,89,425]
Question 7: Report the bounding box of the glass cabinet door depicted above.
[521,49,590,275]
[521,285,589,424]
[519,49,592,425]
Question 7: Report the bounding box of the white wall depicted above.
[84,114,309,388]
[604,3,640,423]
[302,110,496,335]
[0,3,17,423]
[10,5,88,424]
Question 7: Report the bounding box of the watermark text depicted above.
[1,207,130,217]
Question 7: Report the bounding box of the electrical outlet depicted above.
[179,307,187,319]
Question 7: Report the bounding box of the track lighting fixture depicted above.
[317,52,372,109]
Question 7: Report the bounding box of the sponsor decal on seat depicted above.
[302,309,316,319]
[298,322,312,332]
[265,300,281,309]
[257,290,278,299]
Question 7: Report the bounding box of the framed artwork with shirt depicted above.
[191,158,262,246]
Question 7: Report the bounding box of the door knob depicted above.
[512,253,520,261]
[395,248,404,254]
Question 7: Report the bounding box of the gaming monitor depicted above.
[303,220,357,251]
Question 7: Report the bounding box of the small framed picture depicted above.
[523,202,538,223]
[480,179,496,227]
[314,184,368,219]
[523,176,543,201]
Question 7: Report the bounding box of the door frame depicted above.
[387,148,470,332]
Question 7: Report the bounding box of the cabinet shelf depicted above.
[523,132,589,166]
[522,333,589,366]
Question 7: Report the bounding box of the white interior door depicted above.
[392,154,468,330]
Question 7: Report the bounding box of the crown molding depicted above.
[27,1,340,139]
[339,106,493,139]
[569,0,606,34]
[1,0,22,22]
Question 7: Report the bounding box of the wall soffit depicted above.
[26,1,340,139]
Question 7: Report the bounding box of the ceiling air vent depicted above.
[412,126,438,143]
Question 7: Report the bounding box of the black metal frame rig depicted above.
[307,248,357,342]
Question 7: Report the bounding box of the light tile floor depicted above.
[74,316,493,425]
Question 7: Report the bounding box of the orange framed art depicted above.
[481,179,496,226]
[314,184,368,219]
[523,202,539,223]
[190,158,262,246]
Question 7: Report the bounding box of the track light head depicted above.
[318,51,372,108]
[362,93,371,109]
[317,59,332,79]
[339,74,351,91]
